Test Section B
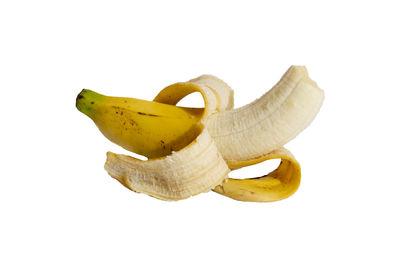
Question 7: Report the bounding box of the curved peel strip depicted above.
[188,75,234,111]
[213,148,301,202]
[104,127,230,201]
[154,75,234,117]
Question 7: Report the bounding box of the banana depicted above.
[76,66,324,202]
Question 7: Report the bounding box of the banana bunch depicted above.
[76,66,324,202]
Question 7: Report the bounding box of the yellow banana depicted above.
[76,66,324,202]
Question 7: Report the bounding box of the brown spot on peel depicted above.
[137,112,159,117]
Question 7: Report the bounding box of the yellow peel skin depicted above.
[76,89,202,158]
[213,148,301,202]
[76,66,324,202]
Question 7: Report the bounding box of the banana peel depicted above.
[76,66,324,202]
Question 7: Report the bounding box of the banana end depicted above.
[76,89,104,118]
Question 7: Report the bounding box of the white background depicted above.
[1,0,399,266]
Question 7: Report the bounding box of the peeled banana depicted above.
[76,66,324,202]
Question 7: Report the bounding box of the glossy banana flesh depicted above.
[76,66,324,201]
[205,66,324,167]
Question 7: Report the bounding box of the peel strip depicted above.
[213,148,301,202]
[105,127,230,200]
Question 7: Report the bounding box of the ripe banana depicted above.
[76,66,324,202]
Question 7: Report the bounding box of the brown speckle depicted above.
[137,112,159,117]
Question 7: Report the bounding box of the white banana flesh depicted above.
[207,66,324,167]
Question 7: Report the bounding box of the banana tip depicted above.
[76,89,100,117]
[75,89,87,112]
